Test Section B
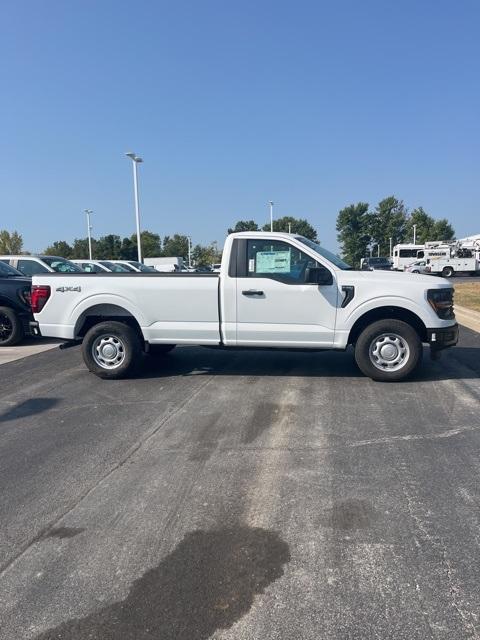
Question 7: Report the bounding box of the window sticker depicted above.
[256,250,291,273]
[248,258,255,272]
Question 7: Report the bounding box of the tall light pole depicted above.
[389,237,393,257]
[268,201,274,232]
[413,224,417,245]
[125,152,143,262]
[85,209,93,259]
[187,236,192,269]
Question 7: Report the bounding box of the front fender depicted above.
[342,294,436,330]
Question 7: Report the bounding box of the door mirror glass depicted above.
[305,266,333,285]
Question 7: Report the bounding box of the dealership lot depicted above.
[0,328,479,639]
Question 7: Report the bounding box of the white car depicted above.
[71,260,130,273]
[31,232,458,382]
[0,255,82,277]
[109,260,156,273]
[405,260,430,275]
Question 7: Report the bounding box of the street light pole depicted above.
[125,152,144,262]
[85,209,93,259]
[389,237,393,257]
[187,236,192,269]
[413,224,417,245]
[268,201,274,232]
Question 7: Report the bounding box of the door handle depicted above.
[242,289,264,296]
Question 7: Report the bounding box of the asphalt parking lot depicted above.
[0,328,479,639]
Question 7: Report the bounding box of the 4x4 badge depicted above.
[56,286,81,292]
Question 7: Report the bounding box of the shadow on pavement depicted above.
[0,398,59,423]
[34,526,290,640]
[135,343,480,382]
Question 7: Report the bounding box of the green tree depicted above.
[119,237,136,260]
[44,240,73,258]
[405,207,435,245]
[129,231,162,258]
[261,216,318,240]
[431,218,455,241]
[96,235,122,259]
[336,202,370,267]
[71,237,97,259]
[227,220,259,234]
[192,242,222,267]
[367,196,408,255]
[0,230,23,254]
[405,208,455,244]
[162,234,189,258]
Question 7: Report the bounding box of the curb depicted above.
[455,304,480,334]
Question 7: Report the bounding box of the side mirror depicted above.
[305,266,333,286]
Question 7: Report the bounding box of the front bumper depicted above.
[427,323,459,351]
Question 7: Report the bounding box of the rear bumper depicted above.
[29,320,41,337]
[427,323,459,350]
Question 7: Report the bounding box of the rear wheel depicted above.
[354,319,422,382]
[82,321,142,379]
[0,306,24,347]
[442,266,454,278]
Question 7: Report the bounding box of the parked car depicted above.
[0,255,83,276]
[360,257,393,271]
[71,260,130,273]
[0,261,33,346]
[31,231,458,382]
[406,260,430,275]
[109,260,156,273]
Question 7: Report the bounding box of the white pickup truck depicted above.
[30,232,458,381]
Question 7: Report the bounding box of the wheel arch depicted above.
[347,306,428,345]
[74,304,144,341]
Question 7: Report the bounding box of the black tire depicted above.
[354,319,422,382]
[0,306,24,347]
[82,321,143,379]
[149,344,176,356]
[442,266,454,278]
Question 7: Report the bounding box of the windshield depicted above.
[0,261,23,276]
[296,237,352,270]
[42,257,83,273]
[100,261,130,272]
[127,261,156,272]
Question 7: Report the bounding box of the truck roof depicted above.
[230,231,300,239]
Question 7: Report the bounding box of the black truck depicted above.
[0,261,33,346]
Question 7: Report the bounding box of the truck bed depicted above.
[32,272,222,344]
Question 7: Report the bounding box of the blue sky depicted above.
[1,0,479,253]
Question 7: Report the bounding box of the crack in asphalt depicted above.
[0,373,217,577]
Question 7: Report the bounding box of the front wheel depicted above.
[354,319,422,382]
[82,321,143,379]
[0,306,24,347]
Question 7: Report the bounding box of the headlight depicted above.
[427,288,455,319]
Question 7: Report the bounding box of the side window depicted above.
[246,240,319,283]
[17,259,49,276]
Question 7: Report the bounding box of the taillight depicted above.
[31,285,51,313]
[18,287,31,306]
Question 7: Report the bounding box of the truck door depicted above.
[234,238,338,347]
